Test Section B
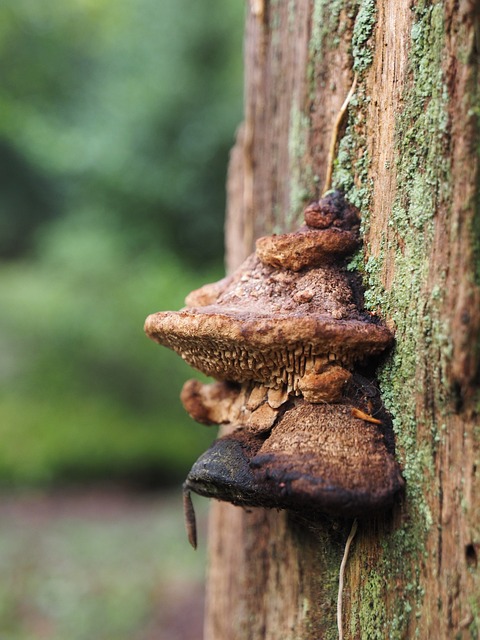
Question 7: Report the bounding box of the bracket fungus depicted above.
[145,191,404,548]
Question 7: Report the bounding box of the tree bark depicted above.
[206,1,480,638]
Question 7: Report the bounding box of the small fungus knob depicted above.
[303,190,360,231]
[255,191,361,271]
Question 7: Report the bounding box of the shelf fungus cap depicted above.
[145,254,393,390]
[184,400,404,517]
[256,190,360,271]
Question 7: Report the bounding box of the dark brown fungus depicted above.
[144,191,404,547]
[303,190,360,230]
[184,400,404,516]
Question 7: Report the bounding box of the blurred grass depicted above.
[0,489,209,639]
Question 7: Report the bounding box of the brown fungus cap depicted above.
[184,399,404,516]
[256,190,360,271]
[256,227,359,271]
[145,253,393,390]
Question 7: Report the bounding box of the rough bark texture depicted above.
[207,1,480,638]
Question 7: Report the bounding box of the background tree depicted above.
[205,1,480,638]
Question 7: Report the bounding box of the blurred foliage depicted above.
[0,0,244,264]
[0,0,244,486]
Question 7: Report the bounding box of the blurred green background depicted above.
[0,0,244,488]
[0,1,244,635]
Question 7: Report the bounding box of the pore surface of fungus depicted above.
[144,191,404,547]
[145,193,392,395]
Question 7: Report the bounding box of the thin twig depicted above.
[183,489,197,549]
[337,518,358,640]
[322,73,358,196]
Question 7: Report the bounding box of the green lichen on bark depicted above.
[351,0,376,72]
[329,0,461,636]
[333,0,376,213]
[334,96,373,215]
[351,569,387,639]
[284,0,479,636]
[309,0,345,60]
[289,0,351,223]
[349,3,452,636]
[372,0,449,491]
[290,0,375,226]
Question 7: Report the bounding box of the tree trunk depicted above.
[205,1,480,638]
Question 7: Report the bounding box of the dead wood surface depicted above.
[207,1,480,638]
